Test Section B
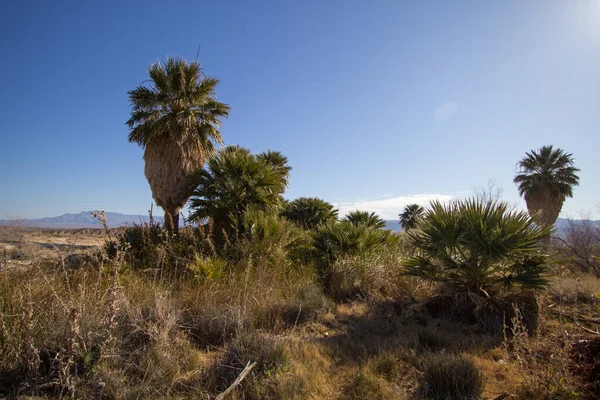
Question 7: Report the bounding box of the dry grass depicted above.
[1,228,599,399]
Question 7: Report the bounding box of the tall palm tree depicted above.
[126,57,230,233]
[343,210,386,229]
[399,204,425,231]
[514,145,580,227]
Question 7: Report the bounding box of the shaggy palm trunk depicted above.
[525,186,564,228]
[164,209,180,234]
[144,136,206,234]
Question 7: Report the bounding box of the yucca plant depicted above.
[404,199,551,296]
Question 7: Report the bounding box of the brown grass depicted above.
[1,228,599,399]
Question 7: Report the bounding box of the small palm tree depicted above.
[127,57,230,233]
[281,197,338,230]
[343,210,386,229]
[187,146,290,243]
[514,145,580,227]
[399,204,425,231]
[404,199,551,295]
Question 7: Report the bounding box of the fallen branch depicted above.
[215,361,257,400]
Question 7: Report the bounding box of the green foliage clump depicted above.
[312,221,395,266]
[226,208,310,270]
[343,210,386,229]
[281,197,338,230]
[399,203,425,231]
[419,354,485,400]
[404,199,551,296]
[187,145,291,245]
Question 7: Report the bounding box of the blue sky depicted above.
[1,0,599,220]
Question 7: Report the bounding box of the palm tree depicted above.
[281,197,338,230]
[514,145,580,227]
[187,146,290,243]
[404,199,551,295]
[126,57,230,233]
[343,210,386,229]
[399,204,425,231]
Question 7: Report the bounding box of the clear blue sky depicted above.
[1,0,598,220]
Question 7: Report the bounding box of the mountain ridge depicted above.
[1,212,598,231]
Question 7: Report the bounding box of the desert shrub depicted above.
[226,208,310,272]
[419,354,484,400]
[312,221,396,265]
[281,197,338,230]
[0,263,120,397]
[505,316,579,400]
[548,273,600,305]
[209,333,293,397]
[311,221,398,293]
[560,215,600,275]
[327,243,411,301]
[105,221,207,273]
[343,369,397,399]
[404,199,551,296]
[343,210,386,229]
[423,292,540,334]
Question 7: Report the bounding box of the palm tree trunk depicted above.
[164,209,180,234]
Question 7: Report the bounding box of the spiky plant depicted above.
[126,57,230,233]
[281,197,339,230]
[514,145,580,227]
[404,199,551,295]
[343,210,386,229]
[312,220,393,266]
[399,204,425,231]
[187,146,290,243]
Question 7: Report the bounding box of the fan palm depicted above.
[343,210,386,229]
[126,57,230,233]
[399,204,425,231]
[514,145,580,227]
[282,197,339,230]
[187,146,290,243]
[404,199,551,295]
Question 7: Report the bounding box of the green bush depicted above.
[404,199,551,296]
[281,197,338,230]
[419,354,484,400]
[226,208,310,272]
[312,221,395,266]
[343,210,386,229]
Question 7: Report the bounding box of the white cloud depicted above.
[334,193,454,220]
[434,102,459,121]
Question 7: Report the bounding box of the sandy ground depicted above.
[0,227,106,270]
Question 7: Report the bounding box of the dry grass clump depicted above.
[418,353,485,400]
[421,292,540,335]
[548,272,600,305]
[207,333,295,399]
[502,305,580,399]
[326,242,426,302]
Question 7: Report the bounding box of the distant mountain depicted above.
[1,213,597,232]
[0,211,168,229]
[384,218,600,236]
